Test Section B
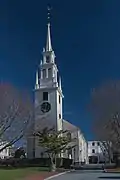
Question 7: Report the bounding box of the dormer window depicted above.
[46,55,50,63]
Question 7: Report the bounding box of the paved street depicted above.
[50,170,120,180]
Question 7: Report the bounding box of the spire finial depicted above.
[46,5,52,51]
[47,6,51,24]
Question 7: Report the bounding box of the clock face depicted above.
[46,56,50,63]
[41,102,51,113]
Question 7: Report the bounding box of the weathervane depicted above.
[47,5,52,24]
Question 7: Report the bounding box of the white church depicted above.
[27,19,88,164]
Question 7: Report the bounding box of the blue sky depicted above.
[1,0,120,140]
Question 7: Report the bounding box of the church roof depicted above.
[62,119,87,141]
[62,119,79,131]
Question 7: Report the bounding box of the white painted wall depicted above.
[88,141,106,162]
[56,90,63,131]
[78,131,88,164]
[33,86,63,158]
[0,142,11,159]
[62,120,88,164]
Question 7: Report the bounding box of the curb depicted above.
[103,169,120,173]
[103,169,107,173]
[44,170,74,180]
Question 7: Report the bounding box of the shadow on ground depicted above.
[99,177,120,179]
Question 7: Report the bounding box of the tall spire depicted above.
[46,6,52,52]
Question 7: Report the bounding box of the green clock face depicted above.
[41,102,51,113]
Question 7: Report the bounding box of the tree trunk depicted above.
[49,154,56,172]
[60,158,63,167]
[108,150,113,164]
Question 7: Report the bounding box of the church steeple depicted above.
[46,23,52,52]
[38,7,59,88]
[42,6,55,64]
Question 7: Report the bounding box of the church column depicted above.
[52,67,54,78]
[46,68,48,78]
[35,70,39,89]
[41,70,43,79]
[59,76,61,90]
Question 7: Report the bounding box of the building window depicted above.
[48,68,52,78]
[41,152,44,158]
[92,142,95,146]
[59,95,61,104]
[46,55,50,63]
[92,149,95,153]
[67,132,71,141]
[43,92,48,101]
[43,69,46,78]
[5,148,8,154]
[68,148,72,157]
[97,142,100,146]
[59,114,61,119]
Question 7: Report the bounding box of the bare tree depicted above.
[99,141,113,163]
[89,80,120,162]
[0,83,33,152]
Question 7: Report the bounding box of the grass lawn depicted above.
[0,167,49,180]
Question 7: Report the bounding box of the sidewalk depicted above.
[24,171,59,180]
